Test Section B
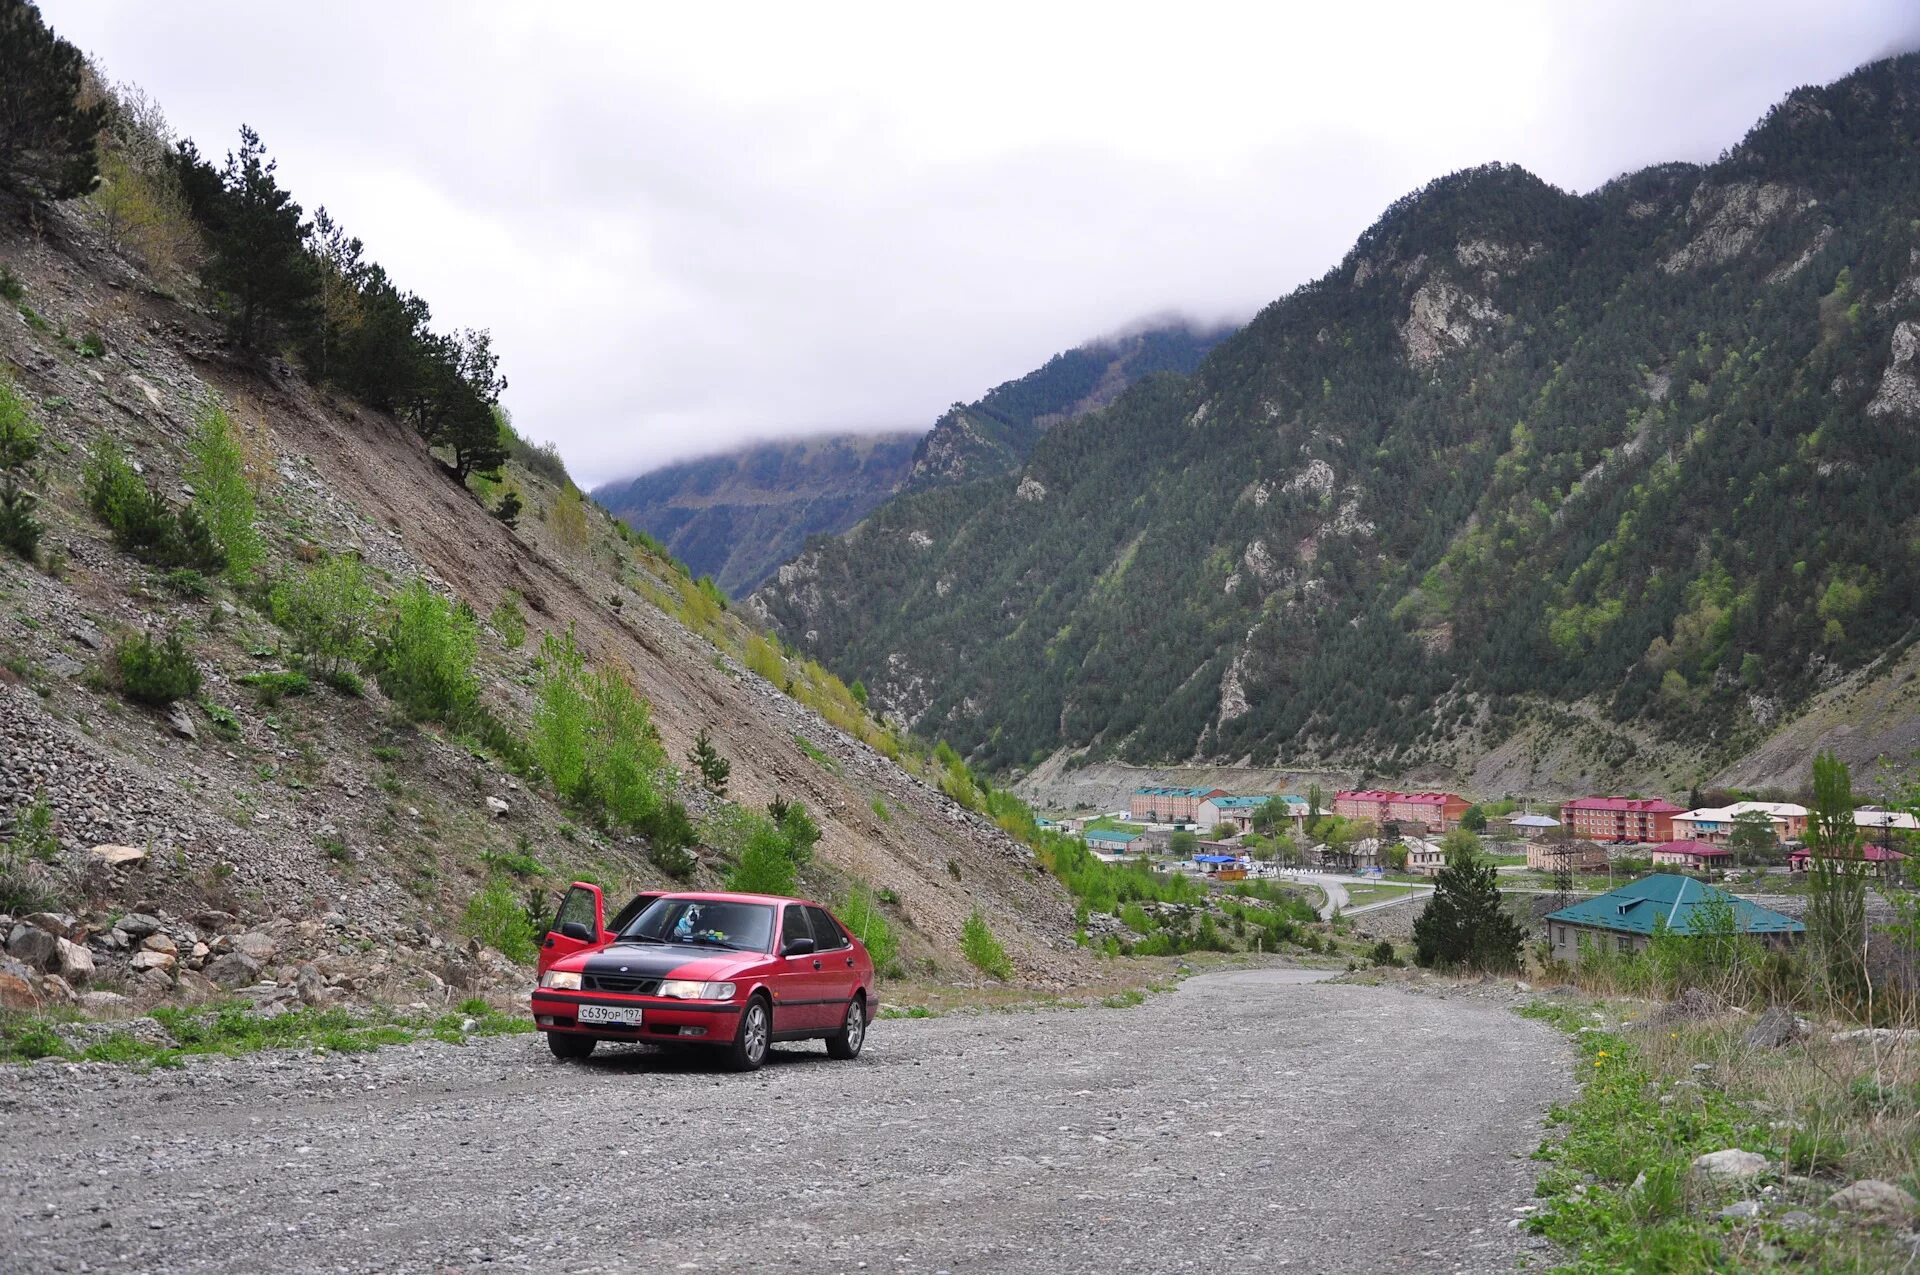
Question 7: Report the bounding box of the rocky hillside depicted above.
[590,432,918,597]
[0,189,1084,1018]
[755,54,1920,797]
[593,322,1230,598]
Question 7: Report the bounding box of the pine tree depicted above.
[1411,840,1524,971]
[202,125,315,350]
[0,0,106,201]
[1804,750,1868,1006]
[688,727,730,795]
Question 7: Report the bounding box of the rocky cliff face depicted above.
[753,54,1920,797]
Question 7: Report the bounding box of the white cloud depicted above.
[42,0,1920,482]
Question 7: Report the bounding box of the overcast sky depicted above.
[42,1,1920,484]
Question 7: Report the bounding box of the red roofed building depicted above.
[1650,840,1733,871]
[1332,790,1470,833]
[1560,797,1685,844]
[1787,844,1908,878]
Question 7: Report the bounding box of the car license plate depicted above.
[577,1004,639,1026]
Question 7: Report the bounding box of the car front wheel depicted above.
[547,1031,596,1061]
[825,995,866,1060]
[726,996,771,1071]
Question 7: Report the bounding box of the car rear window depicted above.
[806,906,848,950]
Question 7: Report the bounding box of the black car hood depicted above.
[578,942,758,980]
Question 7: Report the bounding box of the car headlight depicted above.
[539,970,582,991]
[657,979,736,1000]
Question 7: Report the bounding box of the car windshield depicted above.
[617,898,775,953]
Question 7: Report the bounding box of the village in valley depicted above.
[1042,781,1918,958]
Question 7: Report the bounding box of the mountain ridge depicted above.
[752,52,1920,797]
[592,320,1231,594]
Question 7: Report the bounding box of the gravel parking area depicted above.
[0,968,1570,1273]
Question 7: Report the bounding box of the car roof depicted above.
[653,890,827,909]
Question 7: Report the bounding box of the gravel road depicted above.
[0,969,1570,1274]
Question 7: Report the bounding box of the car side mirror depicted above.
[782,937,817,957]
[559,920,593,943]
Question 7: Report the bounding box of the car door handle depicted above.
[845,958,855,967]
[812,960,823,970]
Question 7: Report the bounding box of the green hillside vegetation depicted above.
[755,55,1920,780]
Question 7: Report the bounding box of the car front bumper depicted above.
[530,989,745,1042]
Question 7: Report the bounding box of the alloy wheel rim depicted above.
[845,1002,864,1050]
[745,1005,768,1061]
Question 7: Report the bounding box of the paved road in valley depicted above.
[0,969,1571,1274]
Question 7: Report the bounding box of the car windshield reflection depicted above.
[618,898,775,953]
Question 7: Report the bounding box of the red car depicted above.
[530,884,876,1070]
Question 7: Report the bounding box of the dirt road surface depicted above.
[0,969,1570,1273]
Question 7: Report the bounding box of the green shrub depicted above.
[376,579,479,723]
[83,438,223,570]
[77,330,105,358]
[961,909,1013,980]
[160,567,209,597]
[187,401,261,580]
[0,371,43,561]
[238,668,311,704]
[647,839,697,880]
[0,791,60,914]
[462,877,540,963]
[838,885,900,976]
[725,817,797,895]
[0,265,21,302]
[744,633,785,683]
[531,626,674,833]
[112,629,201,705]
[269,554,375,678]
[490,591,527,649]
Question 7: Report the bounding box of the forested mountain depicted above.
[904,323,1233,489]
[590,433,918,597]
[593,321,1230,596]
[753,54,1920,786]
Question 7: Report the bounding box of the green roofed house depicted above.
[1086,828,1143,854]
[1544,873,1804,963]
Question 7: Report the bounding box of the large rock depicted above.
[0,960,39,1010]
[295,963,327,1005]
[229,931,277,962]
[172,969,221,1004]
[23,912,79,939]
[116,913,164,939]
[78,989,132,1016]
[1690,1149,1771,1186]
[53,937,93,985]
[88,844,146,867]
[140,932,177,955]
[129,948,177,973]
[203,952,261,989]
[1743,1006,1807,1049]
[1828,1179,1918,1227]
[6,923,59,971]
[485,796,510,817]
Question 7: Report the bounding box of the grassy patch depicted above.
[961,909,1014,980]
[0,1000,533,1069]
[794,734,840,774]
[1522,998,1910,1272]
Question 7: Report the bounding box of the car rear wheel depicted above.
[547,1031,596,1061]
[825,995,866,1060]
[725,996,771,1071]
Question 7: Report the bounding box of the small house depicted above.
[1525,840,1610,873]
[1085,828,1143,854]
[1787,843,1906,878]
[1506,813,1560,839]
[1544,874,1803,963]
[1650,840,1733,872]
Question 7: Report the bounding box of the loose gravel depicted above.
[0,969,1571,1273]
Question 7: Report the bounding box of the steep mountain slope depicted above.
[589,432,918,597]
[593,322,1230,597]
[0,196,1082,1003]
[903,322,1233,490]
[755,54,1920,793]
